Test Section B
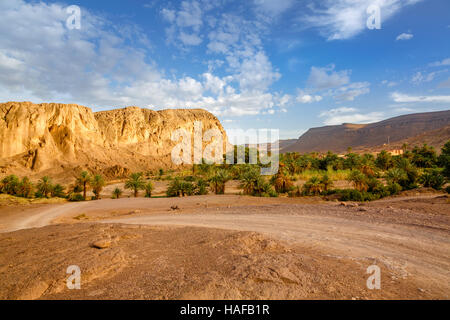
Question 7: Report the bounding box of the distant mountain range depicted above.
[281,110,450,154]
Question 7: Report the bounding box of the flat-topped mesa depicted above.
[0,102,228,176]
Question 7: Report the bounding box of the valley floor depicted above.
[0,194,449,300]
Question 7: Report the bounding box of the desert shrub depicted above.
[51,184,66,198]
[91,175,105,200]
[183,175,196,182]
[387,183,402,196]
[180,181,195,196]
[209,169,231,195]
[302,176,323,196]
[239,168,276,197]
[18,177,34,198]
[445,186,450,194]
[439,141,450,179]
[34,191,45,198]
[68,193,85,202]
[375,150,394,170]
[395,158,419,190]
[367,177,390,198]
[411,144,438,168]
[144,181,154,198]
[385,168,407,185]
[320,174,334,192]
[166,178,182,197]
[270,171,294,193]
[335,189,375,202]
[1,175,20,195]
[36,176,53,198]
[194,178,209,195]
[420,168,445,190]
[112,188,122,199]
[348,170,369,192]
[253,177,277,197]
[166,178,194,197]
[288,186,302,198]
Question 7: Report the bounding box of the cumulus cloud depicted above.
[411,70,448,84]
[0,0,286,117]
[396,33,414,41]
[381,80,398,87]
[299,65,370,102]
[161,0,203,46]
[302,0,422,40]
[307,65,350,89]
[392,92,450,103]
[335,82,371,101]
[429,58,450,67]
[297,94,323,104]
[319,107,384,125]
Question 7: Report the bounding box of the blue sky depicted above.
[0,0,449,140]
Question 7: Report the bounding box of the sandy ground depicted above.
[0,194,449,300]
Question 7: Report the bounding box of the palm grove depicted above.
[1,142,450,202]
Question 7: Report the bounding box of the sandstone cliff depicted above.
[0,102,229,181]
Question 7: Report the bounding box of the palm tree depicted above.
[51,184,65,198]
[76,171,91,201]
[320,174,334,193]
[348,170,368,192]
[91,175,105,200]
[1,175,20,195]
[239,170,259,195]
[144,181,154,198]
[303,176,322,195]
[125,172,145,197]
[271,171,293,193]
[209,169,230,195]
[112,188,122,199]
[385,168,407,185]
[18,177,34,198]
[37,176,53,198]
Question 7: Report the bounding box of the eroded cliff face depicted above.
[0,102,229,180]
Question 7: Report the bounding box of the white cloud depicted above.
[335,82,370,101]
[392,92,450,103]
[0,0,283,117]
[411,70,447,84]
[302,0,423,40]
[300,65,370,102]
[396,33,413,41]
[307,65,350,89]
[319,107,384,125]
[429,58,450,67]
[381,80,398,87]
[297,94,323,104]
[161,0,203,46]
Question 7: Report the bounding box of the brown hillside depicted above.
[282,110,450,153]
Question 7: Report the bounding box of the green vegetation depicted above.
[91,175,105,200]
[125,172,146,197]
[209,169,230,195]
[112,187,123,199]
[1,141,448,203]
[144,181,154,198]
[76,171,91,201]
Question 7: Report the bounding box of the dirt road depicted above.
[0,195,449,298]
